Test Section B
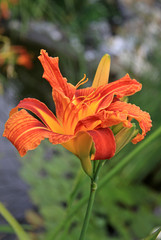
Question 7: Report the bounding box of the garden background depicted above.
[0,0,161,239]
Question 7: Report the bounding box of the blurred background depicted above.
[0,0,161,239]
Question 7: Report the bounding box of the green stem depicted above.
[79,161,104,240]
[0,202,30,240]
[79,179,97,240]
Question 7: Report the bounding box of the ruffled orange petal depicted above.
[74,110,131,133]
[74,115,101,133]
[98,110,133,128]
[38,50,75,99]
[10,98,62,133]
[3,109,74,157]
[52,88,70,123]
[3,109,52,156]
[75,87,95,98]
[49,132,73,145]
[95,74,142,111]
[62,91,102,134]
[107,101,152,143]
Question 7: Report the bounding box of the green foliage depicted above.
[20,139,161,240]
[9,0,122,49]
[21,141,81,232]
[0,202,30,240]
[143,227,161,240]
[10,0,103,33]
[96,181,161,240]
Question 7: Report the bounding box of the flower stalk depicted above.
[79,179,97,240]
[79,160,104,240]
[0,202,30,240]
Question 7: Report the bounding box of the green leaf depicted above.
[143,227,161,240]
[0,202,30,240]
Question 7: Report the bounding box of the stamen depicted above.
[62,88,102,133]
[75,74,88,89]
[67,94,101,131]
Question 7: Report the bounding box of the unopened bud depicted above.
[120,96,128,102]
[115,123,139,154]
[92,54,111,87]
[112,123,124,135]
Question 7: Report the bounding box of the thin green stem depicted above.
[79,160,104,240]
[0,202,30,240]
[0,224,32,234]
[94,160,106,179]
[79,179,97,240]
[93,160,99,176]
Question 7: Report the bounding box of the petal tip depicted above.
[40,49,46,55]
[103,53,111,59]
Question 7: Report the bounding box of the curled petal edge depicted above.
[10,98,62,133]
[107,101,152,143]
[3,109,73,157]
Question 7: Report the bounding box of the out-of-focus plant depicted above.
[0,34,33,93]
[0,35,32,74]
[0,0,18,20]
[0,202,30,240]
[0,0,33,94]
[9,0,120,38]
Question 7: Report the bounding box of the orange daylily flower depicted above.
[0,44,32,69]
[0,1,10,19]
[3,50,152,176]
[11,46,33,69]
[0,0,19,20]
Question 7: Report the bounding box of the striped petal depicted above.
[52,88,70,123]
[10,98,62,133]
[97,110,132,128]
[74,115,102,133]
[96,74,142,111]
[107,101,152,143]
[74,105,131,133]
[3,109,73,157]
[38,50,75,99]
[75,87,95,98]
[3,109,53,156]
